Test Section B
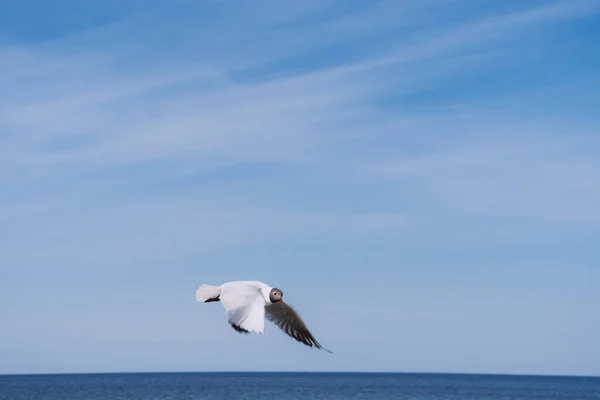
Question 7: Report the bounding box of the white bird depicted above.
[195,280,332,353]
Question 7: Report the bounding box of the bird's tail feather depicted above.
[195,284,221,302]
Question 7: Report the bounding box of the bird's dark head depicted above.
[269,288,283,303]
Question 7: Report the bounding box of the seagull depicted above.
[195,280,332,353]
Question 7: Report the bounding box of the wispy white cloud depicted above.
[0,191,410,271]
[375,131,600,219]
[4,0,594,172]
[0,0,598,269]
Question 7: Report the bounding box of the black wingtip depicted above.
[316,344,333,354]
[230,322,250,334]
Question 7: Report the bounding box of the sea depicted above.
[1,372,599,400]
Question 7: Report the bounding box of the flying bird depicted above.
[195,280,332,353]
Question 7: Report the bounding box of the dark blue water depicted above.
[1,372,598,400]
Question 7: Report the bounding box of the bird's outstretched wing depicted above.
[220,283,265,334]
[265,301,332,353]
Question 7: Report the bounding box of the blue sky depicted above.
[1,0,599,376]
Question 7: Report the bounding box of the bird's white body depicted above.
[195,280,274,334]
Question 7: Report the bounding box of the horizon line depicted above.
[2,371,598,379]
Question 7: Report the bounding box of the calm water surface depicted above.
[1,372,599,400]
